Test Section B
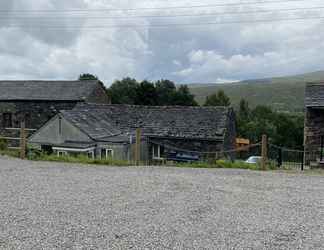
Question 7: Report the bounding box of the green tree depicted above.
[204,90,231,106]
[79,73,106,90]
[79,73,98,81]
[172,85,198,106]
[135,80,158,106]
[237,99,251,138]
[155,79,177,105]
[238,99,250,121]
[109,77,139,104]
[236,103,304,149]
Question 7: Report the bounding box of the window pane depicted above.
[153,144,159,158]
[2,113,12,128]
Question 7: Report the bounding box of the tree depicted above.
[79,73,106,89]
[79,73,98,81]
[235,104,304,149]
[109,77,139,104]
[237,99,251,138]
[172,85,198,106]
[155,79,177,105]
[238,99,250,121]
[204,90,231,106]
[135,80,158,106]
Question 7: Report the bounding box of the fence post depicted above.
[261,134,268,170]
[20,120,26,159]
[135,128,142,166]
[278,148,282,168]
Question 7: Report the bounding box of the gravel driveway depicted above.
[0,157,323,249]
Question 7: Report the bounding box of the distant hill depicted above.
[188,71,324,112]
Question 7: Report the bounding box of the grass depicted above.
[175,159,278,171]
[31,154,132,167]
[0,149,20,158]
[0,148,310,172]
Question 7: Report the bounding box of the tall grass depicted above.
[175,159,278,171]
[31,154,131,167]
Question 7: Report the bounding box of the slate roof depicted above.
[61,104,233,141]
[305,82,324,107]
[0,80,99,101]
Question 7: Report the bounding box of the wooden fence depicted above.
[0,121,36,159]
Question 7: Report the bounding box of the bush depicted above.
[0,138,8,151]
[216,160,260,170]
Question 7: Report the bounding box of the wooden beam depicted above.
[135,128,142,166]
[261,134,268,170]
[20,121,26,159]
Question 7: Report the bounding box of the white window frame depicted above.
[57,151,67,157]
[152,144,164,160]
[87,151,95,159]
[101,148,114,159]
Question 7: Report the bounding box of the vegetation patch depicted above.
[29,154,132,167]
[175,159,279,171]
[0,148,20,158]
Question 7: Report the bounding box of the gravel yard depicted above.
[0,157,323,249]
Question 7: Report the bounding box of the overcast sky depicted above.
[0,0,324,85]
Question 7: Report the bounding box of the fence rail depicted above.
[0,122,34,159]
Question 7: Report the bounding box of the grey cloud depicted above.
[0,0,324,84]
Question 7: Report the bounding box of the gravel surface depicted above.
[0,157,324,249]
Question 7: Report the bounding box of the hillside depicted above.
[189,71,324,112]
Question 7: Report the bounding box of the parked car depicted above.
[245,156,262,164]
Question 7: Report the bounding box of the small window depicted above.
[87,151,94,159]
[24,113,31,129]
[101,148,114,159]
[152,144,164,160]
[57,151,67,157]
[2,113,12,128]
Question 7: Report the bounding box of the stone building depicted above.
[29,103,236,162]
[304,82,324,165]
[0,81,110,143]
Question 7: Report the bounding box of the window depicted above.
[152,144,164,160]
[57,151,67,157]
[87,151,95,159]
[101,148,114,159]
[2,113,12,128]
[24,113,31,129]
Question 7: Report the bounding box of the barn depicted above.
[29,103,236,162]
[304,82,324,166]
[0,80,110,144]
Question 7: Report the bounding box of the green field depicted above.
[189,71,324,112]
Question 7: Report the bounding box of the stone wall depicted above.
[86,83,111,104]
[147,137,224,162]
[304,107,324,164]
[223,108,237,152]
[0,101,78,146]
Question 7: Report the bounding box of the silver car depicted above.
[245,156,262,164]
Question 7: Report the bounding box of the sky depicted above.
[0,0,324,86]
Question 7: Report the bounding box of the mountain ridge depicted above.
[189,70,324,112]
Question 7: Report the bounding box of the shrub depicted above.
[0,138,8,151]
[175,159,279,171]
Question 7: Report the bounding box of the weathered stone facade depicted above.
[30,104,237,162]
[304,82,324,166]
[0,81,110,146]
[304,108,324,164]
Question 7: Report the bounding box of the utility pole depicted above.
[20,120,26,159]
[261,134,268,170]
[135,128,142,166]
